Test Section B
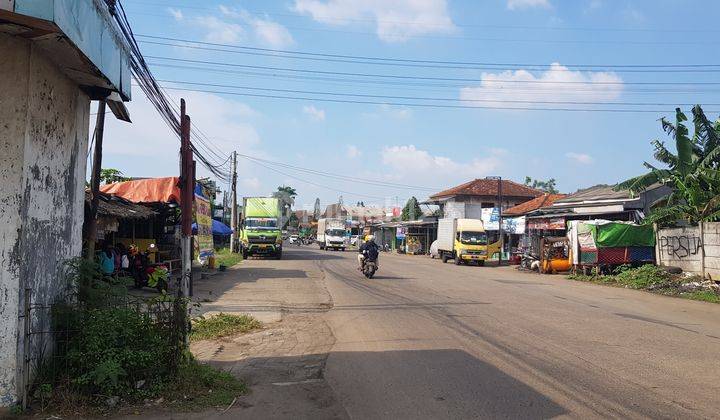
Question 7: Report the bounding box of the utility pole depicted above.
[497,177,504,266]
[86,99,107,260]
[179,99,193,302]
[230,151,238,252]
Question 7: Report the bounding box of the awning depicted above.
[100,177,181,204]
[192,219,233,236]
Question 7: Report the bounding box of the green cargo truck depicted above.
[240,197,283,259]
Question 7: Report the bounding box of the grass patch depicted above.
[566,264,719,303]
[191,313,261,341]
[214,248,243,268]
[680,290,720,303]
[164,359,248,411]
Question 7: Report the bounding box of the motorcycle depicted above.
[361,250,379,279]
[519,253,539,271]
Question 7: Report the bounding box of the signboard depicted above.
[481,208,525,234]
[396,227,407,240]
[194,191,214,264]
[527,217,566,230]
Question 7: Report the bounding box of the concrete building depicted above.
[423,178,544,219]
[0,0,131,407]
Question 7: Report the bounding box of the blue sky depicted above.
[100,0,720,210]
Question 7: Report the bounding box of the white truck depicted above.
[317,218,347,251]
[437,218,497,266]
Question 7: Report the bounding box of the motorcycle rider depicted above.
[358,235,380,270]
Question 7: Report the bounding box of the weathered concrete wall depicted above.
[0,33,89,407]
[656,222,720,280]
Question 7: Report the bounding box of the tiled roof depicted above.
[430,179,544,200]
[503,193,567,216]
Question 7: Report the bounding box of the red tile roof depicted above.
[503,193,567,216]
[430,179,544,200]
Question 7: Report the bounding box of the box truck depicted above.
[437,218,499,266]
[317,218,347,251]
[240,197,283,259]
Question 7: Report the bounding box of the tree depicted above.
[313,198,321,220]
[616,105,720,225]
[273,185,297,227]
[99,168,130,184]
[524,176,559,193]
[401,197,423,221]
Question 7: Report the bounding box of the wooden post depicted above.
[86,100,106,259]
[700,221,706,279]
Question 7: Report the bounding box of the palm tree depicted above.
[616,106,720,225]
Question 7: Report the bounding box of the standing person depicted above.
[357,235,380,270]
[98,242,115,275]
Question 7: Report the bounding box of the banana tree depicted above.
[616,106,720,225]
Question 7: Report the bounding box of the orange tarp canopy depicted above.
[100,177,181,204]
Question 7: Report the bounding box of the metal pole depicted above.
[498,177,504,266]
[230,151,238,252]
[86,100,106,259]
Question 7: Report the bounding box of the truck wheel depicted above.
[275,249,282,260]
[478,260,485,267]
[320,244,325,250]
[454,257,462,265]
[441,254,449,264]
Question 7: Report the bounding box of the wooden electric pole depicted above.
[230,151,238,252]
[86,99,106,260]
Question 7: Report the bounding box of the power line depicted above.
[136,35,720,72]
[237,153,441,191]
[152,80,720,107]
[147,62,720,95]
[151,86,720,114]
[245,158,388,201]
[144,55,720,86]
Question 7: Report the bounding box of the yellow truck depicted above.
[437,218,499,266]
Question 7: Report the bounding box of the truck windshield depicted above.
[326,229,345,237]
[460,231,487,245]
[246,218,277,229]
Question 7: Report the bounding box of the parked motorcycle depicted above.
[519,253,539,271]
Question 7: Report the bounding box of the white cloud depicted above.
[459,62,623,109]
[101,87,263,182]
[362,104,412,120]
[216,5,295,47]
[241,177,261,190]
[380,145,503,187]
[250,18,295,47]
[195,15,245,44]
[507,0,551,10]
[346,145,361,158]
[565,152,594,164]
[303,105,326,121]
[168,8,184,21]
[292,0,456,43]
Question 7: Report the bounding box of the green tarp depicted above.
[591,223,655,248]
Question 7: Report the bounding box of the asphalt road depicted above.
[279,246,720,419]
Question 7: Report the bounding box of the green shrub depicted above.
[65,307,174,398]
[614,264,671,289]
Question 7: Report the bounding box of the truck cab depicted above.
[241,197,283,259]
[323,228,347,251]
[437,218,500,266]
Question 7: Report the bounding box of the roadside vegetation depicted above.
[191,313,262,341]
[214,247,243,268]
[568,264,720,303]
[20,258,248,417]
